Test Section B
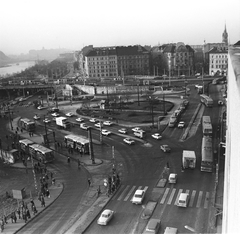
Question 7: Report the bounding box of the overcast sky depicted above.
[1,0,240,55]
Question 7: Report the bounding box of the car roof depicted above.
[147,219,160,230]
[179,193,189,199]
[135,189,144,195]
[102,209,112,214]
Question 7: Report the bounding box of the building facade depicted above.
[158,42,195,76]
[223,42,240,234]
[208,47,228,76]
[85,45,150,79]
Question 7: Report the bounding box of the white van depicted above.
[168,173,177,184]
[164,227,178,234]
[177,193,189,207]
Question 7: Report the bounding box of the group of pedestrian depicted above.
[16,201,31,223]
[107,173,120,197]
[28,131,34,137]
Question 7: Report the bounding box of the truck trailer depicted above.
[56,117,70,129]
[182,150,196,169]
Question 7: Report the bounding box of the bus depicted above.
[201,136,213,172]
[64,134,90,154]
[200,94,213,107]
[202,116,213,136]
[19,139,34,154]
[19,118,36,131]
[28,144,54,163]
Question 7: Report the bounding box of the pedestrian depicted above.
[52,177,56,185]
[11,212,15,223]
[88,178,91,187]
[32,205,38,215]
[78,159,81,168]
[16,208,21,219]
[29,132,31,137]
[46,189,50,198]
[26,208,31,219]
[41,196,45,207]
[3,215,7,224]
[30,200,35,212]
[67,156,70,163]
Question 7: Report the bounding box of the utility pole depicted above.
[43,115,49,147]
[88,128,95,164]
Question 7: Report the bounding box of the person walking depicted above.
[46,189,50,198]
[67,156,70,163]
[88,178,91,187]
[78,159,81,169]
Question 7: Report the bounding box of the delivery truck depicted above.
[182,150,196,169]
[56,117,70,129]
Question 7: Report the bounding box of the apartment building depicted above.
[85,45,150,79]
[208,47,228,76]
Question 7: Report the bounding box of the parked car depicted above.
[160,145,171,153]
[103,121,113,126]
[76,117,84,122]
[118,128,127,134]
[101,129,111,136]
[178,121,185,128]
[132,189,145,204]
[123,138,135,145]
[97,209,114,226]
[151,133,162,140]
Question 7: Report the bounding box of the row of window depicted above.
[211,60,227,63]
[89,73,117,78]
[211,65,227,69]
[211,55,227,58]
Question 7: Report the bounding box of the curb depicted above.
[14,182,64,234]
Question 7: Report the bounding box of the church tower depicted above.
[222,24,228,45]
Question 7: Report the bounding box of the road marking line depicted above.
[160,188,170,204]
[167,188,176,205]
[189,190,196,207]
[196,191,203,208]
[117,185,130,201]
[204,192,210,209]
[124,185,137,201]
[174,189,183,205]
[143,186,148,192]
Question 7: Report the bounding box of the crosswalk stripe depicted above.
[189,190,196,207]
[124,185,137,201]
[160,188,170,204]
[143,186,149,192]
[167,188,176,205]
[196,191,203,208]
[174,189,183,205]
[204,192,210,209]
[117,185,130,201]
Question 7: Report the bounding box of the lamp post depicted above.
[149,96,154,127]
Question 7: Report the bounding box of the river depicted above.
[0,61,35,76]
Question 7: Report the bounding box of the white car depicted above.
[52,112,60,117]
[123,138,135,145]
[95,122,103,128]
[118,128,127,134]
[33,114,40,120]
[103,121,113,126]
[97,209,114,226]
[151,133,162,140]
[43,118,51,124]
[76,117,84,122]
[132,127,143,132]
[66,112,74,117]
[101,129,111,136]
[178,121,185,128]
[80,123,90,130]
[89,118,97,123]
[132,189,145,204]
[168,173,177,184]
[37,105,46,110]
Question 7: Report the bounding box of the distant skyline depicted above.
[1,0,240,55]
